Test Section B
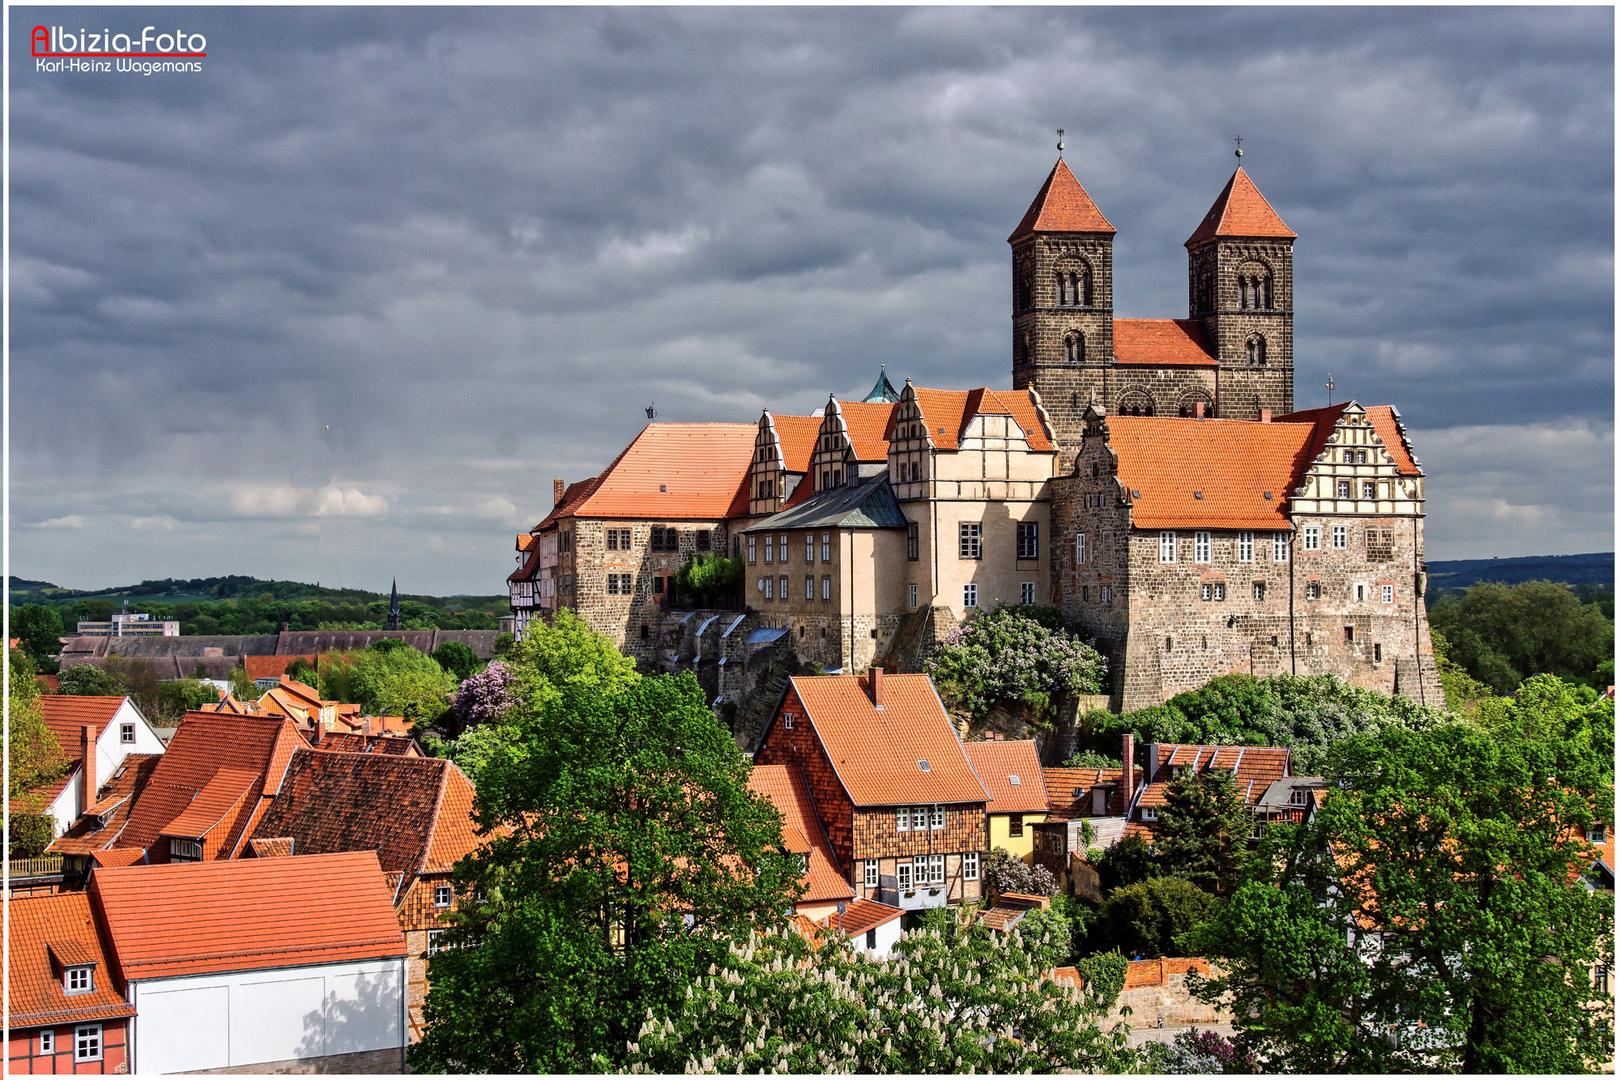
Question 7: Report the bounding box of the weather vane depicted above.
[645,402,657,420]
[1234,134,1243,159]
[1056,128,1065,155]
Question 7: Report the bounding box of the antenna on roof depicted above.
[645,402,657,420]
[1234,134,1243,159]
[1056,128,1065,156]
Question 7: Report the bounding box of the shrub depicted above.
[1071,951,1129,1010]
[453,659,518,729]
[674,554,744,599]
[927,606,1107,729]
[982,847,1058,897]
[1101,875,1217,958]
[432,641,482,681]
[1093,833,1158,897]
[56,664,122,696]
[1146,1028,1258,1074]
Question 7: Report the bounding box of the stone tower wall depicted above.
[1188,238,1295,418]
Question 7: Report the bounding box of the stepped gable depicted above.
[569,421,756,520]
[1008,158,1116,241]
[1279,402,1421,477]
[1112,319,1217,367]
[1185,166,1296,246]
[748,764,855,905]
[768,414,825,472]
[963,740,1049,814]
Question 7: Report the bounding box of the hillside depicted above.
[1425,552,1613,595]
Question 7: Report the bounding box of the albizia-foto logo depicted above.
[32,25,206,73]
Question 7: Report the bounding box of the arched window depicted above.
[1017,261,1033,311]
[1118,390,1155,417]
[1064,331,1084,364]
[1246,335,1267,366]
[1078,266,1091,306]
[1054,272,1067,306]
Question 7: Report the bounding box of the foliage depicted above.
[1429,579,1615,693]
[1430,628,1499,715]
[8,648,67,803]
[982,847,1059,897]
[410,610,804,1074]
[314,650,360,703]
[10,603,65,663]
[1101,876,1217,959]
[1154,769,1253,896]
[1092,833,1157,897]
[8,814,56,858]
[441,723,511,786]
[1069,950,1129,1008]
[348,647,456,725]
[1081,673,1448,774]
[623,916,1139,1074]
[1189,684,1614,1073]
[56,664,122,697]
[1061,748,1122,768]
[452,659,518,731]
[1143,1028,1258,1074]
[926,606,1107,729]
[493,632,515,659]
[673,554,744,599]
[431,641,482,681]
[284,656,320,685]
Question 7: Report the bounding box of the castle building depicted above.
[507,158,1442,712]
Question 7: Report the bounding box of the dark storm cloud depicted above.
[10,6,1612,591]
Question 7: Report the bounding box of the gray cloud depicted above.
[10,6,1612,593]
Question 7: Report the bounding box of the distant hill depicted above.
[1426,552,1613,595]
[10,575,504,611]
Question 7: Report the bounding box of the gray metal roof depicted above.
[745,627,790,645]
[743,471,907,532]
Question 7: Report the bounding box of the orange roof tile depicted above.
[770,414,825,473]
[91,848,146,868]
[1107,416,1315,530]
[532,474,603,531]
[749,764,855,905]
[91,851,407,980]
[50,755,163,856]
[37,695,130,752]
[247,837,295,858]
[516,533,538,553]
[964,741,1050,814]
[507,548,541,583]
[1137,743,1291,814]
[1112,319,1217,367]
[571,423,755,520]
[157,767,261,840]
[832,400,898,462]
[910,387,1055,453]
[1185,167,1296,246]
[242,655,314,683]
[8,893,135,1028]
[781,673,990,807]
[1041,766,1128,818]
[828,897,905,936]
[1276,402,1423,479]
[1009,159,1116,241]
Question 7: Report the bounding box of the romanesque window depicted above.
[1194,532,1211,563]
[1064,331,1084,363]
[1237,268,1272,311]
[1159,531,1177,563]
[1237,532,1254,562]
[1119,390,1155,417]
[1245,335,1266,365]
[1017,262,1033,311]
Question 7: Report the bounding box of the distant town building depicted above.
[73,611,179,638]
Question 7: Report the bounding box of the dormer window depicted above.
[65,965,93,995]
[168,838,203,863]
[1589,824,1608,844]
[1289,787,1310,807]
[1141,807,1159,822]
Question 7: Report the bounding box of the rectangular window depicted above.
[1075,533,1086,566]
[1253,582,1266,602]
[1374,643,1383,662]
[1237,532,1254,562]
[822,534,831,562]
[821,575,832,601]
[40,1031,53,1055]
[1016,522,1039,560]
[1160,531,1177,563]
[1332,525,1348,549]
[806,535,815,563]
[1020,582,1035,605]
[653,576,665,594]
[1589,825,1608,844]
[696,530,712,552]
[428,930,444,955]
[907,521,919,561]
[1141,807,1159,822]
[783,712,793,730]
[864,859,879,888]
[1344,626,1355,643]
[963,584,977,608]
[1303,526,1321,551]
[959,522,982,559]
[897,861,913,890]
[1363,481,1377,499]
[1337,480,1352,499]
[866,928,878,950]
[1009,813,1024,838]
[1273,533,1290,563]
[779,575,789,602]
[121,722,136,744]
[747,536,757,563]
[169,838,202,863]
[962,851,979,881]
[435,884,453,907]
[909,583,918,608]
[74,1026,101,1063]
[805,575,815,600]
[606,529,618,551]
[764,537,772,563]
[1201,583,1213,602]
[930,804,946,829]
[1213,583,1226,601]
[1082,585,1090,602]
[896,808,911,831]
[1382,584,1394,604]
[1355,583,1367,602]
[1194,532,1211,563]
[1306,581,1321,601]
[1597,965,1610,994]
[928,853,946,884]
[764,577,774,600]
[1100,585,1113,604]
[66,967,92,994]
[778,535,788,562]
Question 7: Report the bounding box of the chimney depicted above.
[1260,409,1272,423]
[1147,741,1162,784]
[365,717,373,738]
[1121,732,1134,802]
[870,666,884,709]
[553,478,566,506]
[80,725,96,814]
[310,715,323,745]
[1194,402,1205,420]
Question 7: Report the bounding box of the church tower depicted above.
[1185,166,1296,417]
[1009,158,1115,465]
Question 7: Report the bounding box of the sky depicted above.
[9,6,1614,596]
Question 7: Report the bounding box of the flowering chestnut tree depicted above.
[624,911,1139,1074]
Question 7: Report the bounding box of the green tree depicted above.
[56,664,123,697]
[1154,769,1253,896]
[1100,875,1217,959]
[1092,831,1158,897]
[1429,579,1615,692]
[624,915,1138,1073]
[1430,628,1499,715]
[431,641,481,681]
[926,606,1107,730]
[492,631,516,659]
[1189,684,1614,1072]
[410,610,805,1073]
[349,647,456,725]
[672,553,743,600]
[8,648,68,855]
[10,604,64,664]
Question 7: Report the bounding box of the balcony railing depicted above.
[8,855,64,879]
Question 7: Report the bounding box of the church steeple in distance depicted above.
[386,579,403,631]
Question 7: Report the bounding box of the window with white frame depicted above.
[930,804,946,829]
[1588,824,1608,844]
[65,966,93,994]
[764,536,773,563]
[1381,584,1394,604]
[962,851,979,881]
[1253,582,1266,602]
[778,575,789,602]
[1194,532,1211,563]
[896,808,911,831]
[747,535,756,563]
[1303,526,1321,551]
[1021,582,1035,605]
[764,577,774,600]
[805,535,815,563]
[428,930,444,955]
[434,884,453,907]
[169,838,202,863]
[1160,531,1177,563]
[821,534,831,562]
[1331,525,1348,549]
[1201,584,1213,602]
[1363,481,1377,499]
[897,861,913,890]
[1306,581,1321,601]
[1237,532,1254,562]
[74,1025,101,1063]
[1274,533,1290,563]
[959,522,982,559]
[927,853,946,884]
[963,584,977,608]
[121,722,136,744]
[822,575,832,601]
[1289,787,1309,807]
[1337,480,1352,499]
[909,583,918,608]
[1141,806,1159,822]
[1075,533,1086,566]
[864,859,879,888]
[805,576,815,600]
[1213,583,1226,601]
[783,712,793,730]
[39,1031,53,1055]
[1016,522,1039,560]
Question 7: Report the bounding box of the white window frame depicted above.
[1159,531,1177,563]
[1303,526,1321,551]
[779,575,789,603]
[120,722,135,744]
[1306,581,1321,601]
[764,577,774,600]
[428,930,444,955]
[896,808,911,831]
[909,583,918,608]
[1381,583,1394,604]
[1237,532,1254,563]
[1016,521,1039,560]
[1274,533,1290,563]
[1141,807,1159,822]
[1332,525,1348,550]
[65,966,93,994]
[1363,481,1377,500]
[1289,787,1309,807]
[963,583,977,608]
[928,853,946,884]
[821,575,832,601]
[747,536,757,563]
[959,522,982,560]
[764,537,773,563]
[40,1030,54,1055]
[168,838,202,862]
[1194,531,1211,563]
[1253,582,1266,602]
[1021,582,1036,605]
[434,884,453,908]
[806,535,815,563]
[864,859,879,888]
[779,535,789,562]
[962,851,979,881]
[74,1025,101,1063]
[930,804,946,829]
[1075,533,1086,566]
[1100,585,1113,604]
[1337,480,1352,499]
[821,534,831,562]
[897,861,913,890]
[1201,584,1212,602]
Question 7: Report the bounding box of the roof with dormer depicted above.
[1009,159,1116,241]
[746,470,908,532]
[748,764,855,905]
[1185,167,1296,246]
[8,892,134,1029]
[963,740,1049,814]
[908,387,1056,452]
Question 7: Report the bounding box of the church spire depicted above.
[386,579,402,631]
[1184,166,1295,247]
[1007,158,1116,242]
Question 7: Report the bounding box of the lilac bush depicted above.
[926,606,1107,725]
[453,659,517,728]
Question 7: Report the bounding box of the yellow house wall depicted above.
[987,811,1047,862]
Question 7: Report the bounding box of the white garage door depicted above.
[234,975,326,1065]
[135,984,231,1074]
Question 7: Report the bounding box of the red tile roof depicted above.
[1107,416,1315,530]
[771,414,825,473]
[50,755,163,856]
[91,848,147,868]
[748,764,855,905]
[1185,167,1296,246]
[1278,402,1422,478]
[157,767,261,841]
[964,741,1050,814]
[308,732,422,756]
[1112,319,1217,367]
[833,400,899,462]
[783,673,990,807]
[1135,743,1292,813]
[1042,766,1129,818]
[532,474,603,531]
[90,851,407,980]
[247,837,295,858]
[570,423,755,520]
[516,533,538,553]
[1009,159,1116,241]
[910,387,1055,453]
[828,897,905,936]
[8,892,135,1028]
[242,655,314,683]
[37,695,129,752]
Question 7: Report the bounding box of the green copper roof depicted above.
[862,365,900,404]
[743,471,907,532]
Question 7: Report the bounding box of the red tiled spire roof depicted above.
[1009,159,1116,241]
[1185,167,1296,246]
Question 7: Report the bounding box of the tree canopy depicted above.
[1153,768,1253,896]
[409,610,804,1073]
[1429,579,1613,694]
[926,605,1107,730]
